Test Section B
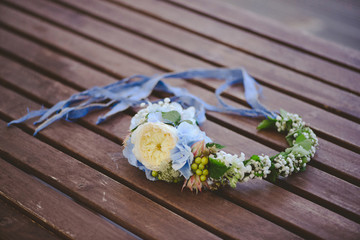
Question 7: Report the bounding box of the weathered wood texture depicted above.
[0,0,359,239]
[0,200,61,240]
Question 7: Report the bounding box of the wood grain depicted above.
[111,0,360,93]
[166,0,360,70]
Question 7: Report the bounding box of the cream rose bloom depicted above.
[131,122,178,171]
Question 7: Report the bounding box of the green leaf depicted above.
[208,157,230,179]
[298,139,313,151]
[295,133,306,144]
[244,155,260,165]
[162,111,181,125]
[289,145,309,157]
[250,155,260,161]
[206,143,225,149]
[257,119,275,130]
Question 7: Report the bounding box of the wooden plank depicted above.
[0,200,61,240]
[11,0,360,123]
[0,23,358,187]
[0,157,137,240]
[0,89,300,240]
[0,5,359,153]
[109,0,360,94]
[0,56,359,238]
[166,0,360,71]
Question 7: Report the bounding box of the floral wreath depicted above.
[8,68,318,192]
[124,99,318,192]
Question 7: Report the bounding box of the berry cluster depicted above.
[191,156,209,182]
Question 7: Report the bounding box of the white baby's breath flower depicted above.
[131,122,178,171]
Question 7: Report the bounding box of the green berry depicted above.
[195,157,202,164]
[201,157,208,165]
[200,175,207,182]
[196,169,202,176]
[202,169,209,176]
[174,179,179,183]
[152,171,158,177]
[198,163,205,170]
[191,163,198,171]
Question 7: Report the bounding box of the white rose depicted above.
[131,122,178,171]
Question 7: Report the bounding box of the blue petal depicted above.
[177,121,209,146]
[171,143,193,179]
[147,112,162,123]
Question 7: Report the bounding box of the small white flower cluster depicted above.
[212,151,251,187]
[215,151,245,168]
[275,113,304,133]
[247,155,272,179]
[130,98,195,130]
[273,153,300,177]
[303,128,319,154]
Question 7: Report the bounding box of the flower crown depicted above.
[8,68,319,193]
[124,98,318,192]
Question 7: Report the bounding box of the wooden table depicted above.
[0,0,359,239]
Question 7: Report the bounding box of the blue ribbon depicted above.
[8,68,277,135]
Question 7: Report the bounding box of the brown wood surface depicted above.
[0,157,136,240]
[0,200,61,240]
[111,0,360,94]
[166,0,360,71]
[0,0,359,239]
[0,45,359,224]
[0,57,358,237]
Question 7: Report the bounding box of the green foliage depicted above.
[206,143,225,149]
[243,155,260,166]
[257,118,276,130]
[208,157,229,180]
[130,125,139,132]
[162,110,181,126]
